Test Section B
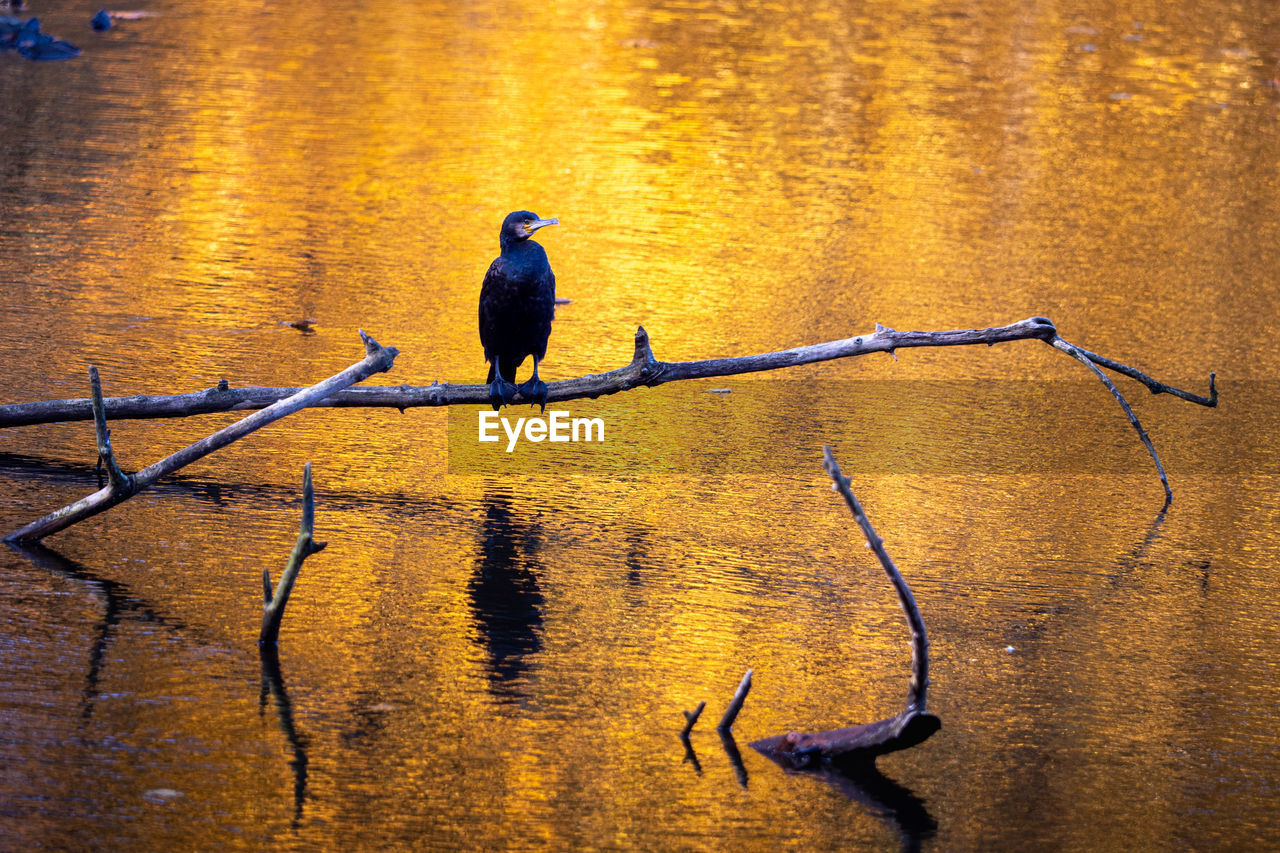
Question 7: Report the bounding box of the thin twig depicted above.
[1051,336,1173,507]
[260,462,328,646]
[681,701,707,738]
[1071,344,1217,406]
[823,446,929,713]
[718,669,754,731]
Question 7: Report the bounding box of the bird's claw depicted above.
[518,378,549,413]
[488,379,517,411]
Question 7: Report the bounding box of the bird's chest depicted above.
[483,253,554,312]
[487,264,544,300]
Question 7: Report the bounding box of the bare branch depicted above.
[1070,344,1217,406]
[0,318,1215,503]
[718,669,754,732]
[260,462,328,646]
[822,447,929,713]
[89,366,132,494]
[5,332,398,543]
[680,701,706,738]
[751,447,941,769]
[1,316,1211,425]
[1050,336,1173,507]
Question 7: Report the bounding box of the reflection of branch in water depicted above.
[0,451,454,528]
[469,494,545,703]
[785,761,937,853]
[1105,505,1168,589]
[679,733,703,775]
[8,541,187,723]
[719,730,749,789]
[259,646,309,829]
[1011,504,1171,647]
[12,540,311,829]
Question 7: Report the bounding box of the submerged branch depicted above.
[718,670,754,732]
[751,447,941,770]
[260,462,327,646]
[4,331,398,543]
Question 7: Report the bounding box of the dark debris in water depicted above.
[1,16,80,60]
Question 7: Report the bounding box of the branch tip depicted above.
[680,700,706,738]
[632,325,655,365]
[718,669,753,732]
[359,329,386,356]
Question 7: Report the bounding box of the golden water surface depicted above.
[1,0,1278,849]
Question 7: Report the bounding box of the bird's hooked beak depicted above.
[523,217,559,236]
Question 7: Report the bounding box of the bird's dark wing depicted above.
[478,257,506,358]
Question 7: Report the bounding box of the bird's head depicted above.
[499,210,558,250]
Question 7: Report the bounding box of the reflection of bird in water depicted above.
[479,210,558,411]
[469,496,545,702]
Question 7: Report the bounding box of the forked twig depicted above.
[260,462,328,646]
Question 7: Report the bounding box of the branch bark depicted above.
[260,462,327,646]
[750,447,941,770]
[718,669,754,732]
[0,317,1215,424]
[4,331,398,544]
[0,317,1216,503]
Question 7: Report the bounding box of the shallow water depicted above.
[2,0,1279,849]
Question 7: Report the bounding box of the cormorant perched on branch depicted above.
[479,210,559,411]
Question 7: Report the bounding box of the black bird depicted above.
[479,210,559,411]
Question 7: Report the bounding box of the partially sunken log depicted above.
[750,447,941,770]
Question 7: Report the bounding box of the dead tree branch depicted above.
[718,669,754,732]
[4,331,398,544]
[89,366,131,493]
[751,447,941,770]
[1050,336,1173,506]
[0,317,1214,423]
[680,701,706,739]
[0,317,1215,501]
[260,462,328,646]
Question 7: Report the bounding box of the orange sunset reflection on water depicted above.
[0,0,1278,849]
